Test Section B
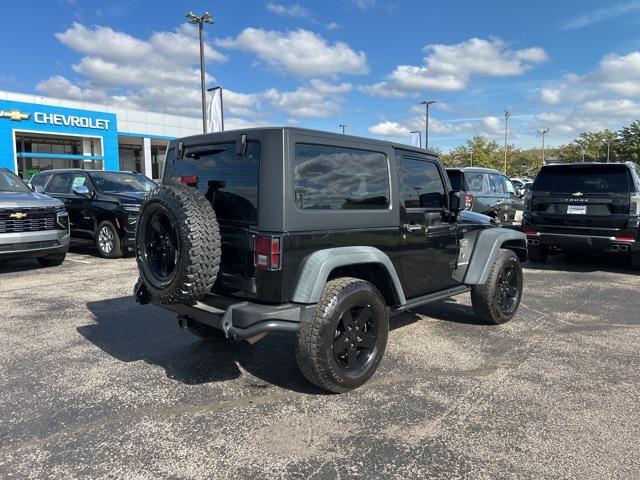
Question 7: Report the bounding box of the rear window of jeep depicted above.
[165,141,261,224]
[294,144,390,210]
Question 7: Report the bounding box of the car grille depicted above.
[0,207,59,233]
[0,240,60,252]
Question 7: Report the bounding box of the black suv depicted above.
[446,167,524,227]
[30,169,156,258]
[523,162,640,270]
[134,128,527,392]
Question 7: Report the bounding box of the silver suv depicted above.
[0,168,70,266]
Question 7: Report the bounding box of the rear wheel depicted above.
[631,252,640,271]
[528,244,548,263]
[37,253,66,267]
[471,249,523,325]
[136,185,221,305]
[295,277,389,393]
[96,220,123,258]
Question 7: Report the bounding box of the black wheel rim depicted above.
[496,265,519,314]
[332,305,378,372]
[143,207,180,284]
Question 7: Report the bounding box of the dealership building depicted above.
[0,90,202,180]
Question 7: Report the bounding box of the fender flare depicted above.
[463,228,527,285]
[291,246,406,305]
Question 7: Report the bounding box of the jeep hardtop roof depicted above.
[171,126,440,160]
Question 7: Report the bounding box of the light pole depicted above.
[537,128,550,165]
[420,100,436,150]
[504,110,511,175]
[470,151,473,167]
[186,11,215,133]
[339,123,348,135]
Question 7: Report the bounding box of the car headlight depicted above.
[56,210,69,229]
[122,204,141,213]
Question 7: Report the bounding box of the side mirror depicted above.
[73,185,90,196]
[448,191,462,214]
[33,185,45,193]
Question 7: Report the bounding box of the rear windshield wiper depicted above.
[185,146,228,159]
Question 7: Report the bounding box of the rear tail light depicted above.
[464,193,474,210]
[180,175,198,186]
[254,235,282,271]
[524,229,539,236]
[631,193,640,216]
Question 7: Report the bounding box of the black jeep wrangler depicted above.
[134,128,527,392]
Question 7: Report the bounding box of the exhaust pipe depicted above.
[619,244,630,253]
[527,239,540,246]
[611,244,620,253]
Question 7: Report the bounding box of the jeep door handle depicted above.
[402,223,423,232]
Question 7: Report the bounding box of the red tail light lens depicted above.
[254,235,282,270]
[180,175,198,186]
[614,236,636,242]
[524,229,539,236]
[464,193,474,210]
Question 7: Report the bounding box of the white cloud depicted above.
[266,3,309,17]
[263,81,348,117]
[563,1,640,30]
[326,22,340,31]
[363,38,547,97]
[353,0,375,10]
[540,87,561,104]
[35,75,109,103]
[216,28,368,77]
[482,116,503,133]
[580,99,640,117]
[369,121,410,137]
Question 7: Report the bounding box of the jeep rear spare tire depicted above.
[136,185,221,304]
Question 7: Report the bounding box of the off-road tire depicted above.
[136,185,221,305]
[631,252,640,271]
[471,249,523,325]
[36,253,66,267]
[295,277,389,393]
[96,220,123,258]
[527,244,548,263]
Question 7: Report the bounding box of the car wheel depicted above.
[471,249,523,325]
[96,220,123,258]
[631,253,640,271]
[528,244,548,263]
[295,277,389,393]
[36,253,66,267]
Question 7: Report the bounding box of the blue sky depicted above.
[1,0,640,150]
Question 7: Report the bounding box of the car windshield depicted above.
[0,170,30,193]
[89,172,156,193]
[533,165,631,194]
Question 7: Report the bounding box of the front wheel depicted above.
[295,277,389,393]
[471,249,523,325]
[96,220,123,258]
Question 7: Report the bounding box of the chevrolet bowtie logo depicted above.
[0,110,30,121]
[9,212,28,219]
[572,192,584,197]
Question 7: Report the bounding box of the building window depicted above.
[294,144,390,210]
[151,144,167,179]
[119,144,143,173]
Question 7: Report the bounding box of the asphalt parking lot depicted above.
[1,250,639,479]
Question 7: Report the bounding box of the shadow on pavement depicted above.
[524,252,635,274]
[81,296,327,394]
[0,258,46,274]
[410,298,485,326]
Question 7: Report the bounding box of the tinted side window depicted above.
[30,173,52,189]
[446,170,464,191]
[503,177,517,195]
[46,173,74,194]
[489,174,506,194]
[400,158,445,209]
[294,144,390,210]
[466,173,488,193]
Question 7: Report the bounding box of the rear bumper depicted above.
[0,229,70,259]
[524,229,639,253]
[134,279,315,340]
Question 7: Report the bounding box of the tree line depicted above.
[439,120,640,177]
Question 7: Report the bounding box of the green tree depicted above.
[617,121,640,163]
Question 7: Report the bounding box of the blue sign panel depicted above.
[0,99,119,173]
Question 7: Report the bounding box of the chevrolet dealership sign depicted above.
[34,112,111,130]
